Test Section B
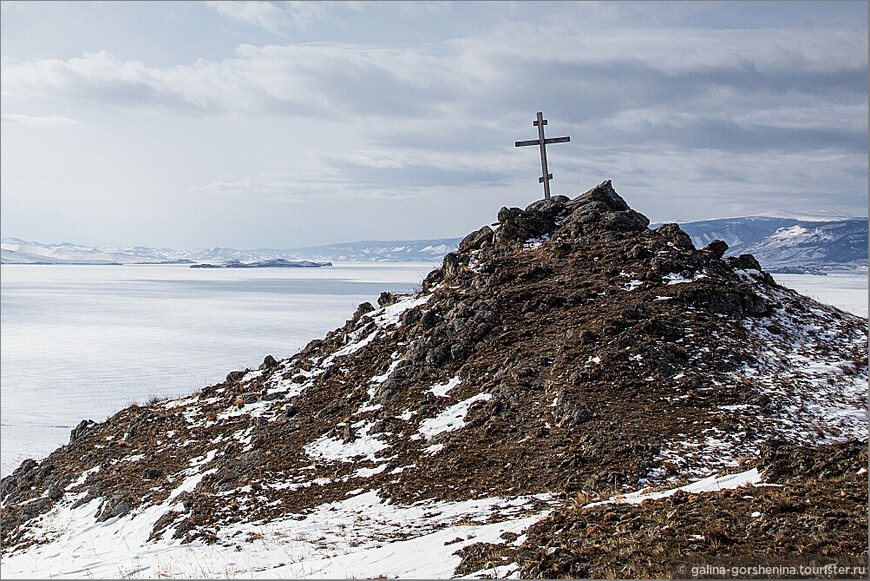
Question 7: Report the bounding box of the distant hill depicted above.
[281,239,460,262]
[674,217,867,273]
[0,238,459,265]
[3,216,866,271]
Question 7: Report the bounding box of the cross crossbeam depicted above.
[515,112,570,200]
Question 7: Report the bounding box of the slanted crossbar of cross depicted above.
[515,112,570,200]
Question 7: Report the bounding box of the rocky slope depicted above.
[2,181,866,578]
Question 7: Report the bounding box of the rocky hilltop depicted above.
[2,181,867,578]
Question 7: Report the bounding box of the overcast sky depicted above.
[1,1,866,249]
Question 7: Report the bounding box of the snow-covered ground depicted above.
[0,462,787,579]
[0,485,549,579]
[1,263,437,477]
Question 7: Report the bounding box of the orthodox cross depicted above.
[515,112,570,200]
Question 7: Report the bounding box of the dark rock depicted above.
[655,223,694,250]
[301,339,322,354]
[378,292,398,307]
[23,498,52,517]
[674,285,771,318]
[526,194,570,213]
[401,306,423,326]
[12,459,38,477]
[46,483,63,501]
[727,253,763,271]
[373,362,417,405]
[626,244,650,260]
[260,355,278,370]
[555,393,594,428]
[494,206,556,245]
[702,239,729,259]
[497,206,523,223]
[96,493,135,522]
[458,225,494,253]
[442,253,467,278]
[143,467,165,480]
[70,419,96,444]
[419,308,439,329]
[578,329,597,344]
[422,268,443,290]
[602,210,650,232]
[353,302,375,320]
[425,345,449,368]
[571,180,630,212]
[225,370,248,383]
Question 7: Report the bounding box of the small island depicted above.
[190,258,332,269]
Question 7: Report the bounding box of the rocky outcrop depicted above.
[2,181,866,575]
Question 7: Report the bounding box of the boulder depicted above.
[727,253,763,271]
[378,292,398,307]
[69,419,96,444]
[260,355,278,370]
[525,195,570,217]
[352,302,375,321]
[96,493,135,522]
[458,225,494,253]
[442,252,467,278]
[494,206,555,245]
[654,223,694,250]
[703,239,729,259]
[569,180,630,212]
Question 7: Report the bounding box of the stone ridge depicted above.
[2,181,866,572]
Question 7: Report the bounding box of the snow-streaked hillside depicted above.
[677,217,867,272]
[2,182,866,578]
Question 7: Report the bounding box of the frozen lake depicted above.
[1,262,438,477]
[1,264,866,477]
[773,271,867,318]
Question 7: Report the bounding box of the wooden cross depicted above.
[515,112,570,200]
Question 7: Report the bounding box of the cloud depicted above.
[2,9,865,234]
[191,146,515,204]
[2,22,864,132]
[0,113,83,127]
[202,1,324,33]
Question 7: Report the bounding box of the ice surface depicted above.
[774,271,867,317]
[1,262,436,477]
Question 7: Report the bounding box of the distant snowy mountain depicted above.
[675,217,867,273]
[5,216,865,271]
[0,238,459,265]
[282,239,460,262]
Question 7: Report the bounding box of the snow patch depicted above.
[304,422,389,463]
[418,393,492,440]
[429,376,461,398]
[587,467,765,508]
